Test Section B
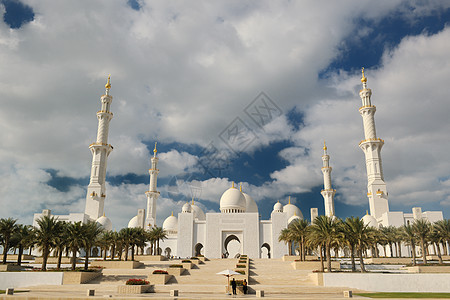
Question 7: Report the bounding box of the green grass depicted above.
[356,292,450,298]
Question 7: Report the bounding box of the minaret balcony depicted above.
[321,189,336,193]
[359,105,376,111]
[97,110,113,116]
[359,138,384,146]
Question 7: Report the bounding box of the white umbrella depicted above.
[217,269,240,294]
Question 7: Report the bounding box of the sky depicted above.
[0,0,449,229]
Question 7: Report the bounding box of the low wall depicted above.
[34,257,80,264]
[427,255,450,261]
[91,260,143,269]
[404,266,450,273]
[0,264,24,271]
[0,272,63,289]
[135,255,166,261]
[364,257,414,264]
[313,272,450,292]
[62,271,102,284]
[282,255,318,262]
[291,261,340,270]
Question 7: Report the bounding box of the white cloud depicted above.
[1,1,449,226]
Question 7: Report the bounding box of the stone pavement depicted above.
[1,258,366,299]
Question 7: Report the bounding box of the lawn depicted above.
[356,292,450,298]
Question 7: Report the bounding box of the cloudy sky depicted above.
[1,0,449,229]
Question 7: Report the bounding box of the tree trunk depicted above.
[131,245,135,261]
[124,244,129,261]
[435,242,443,264]
[84,247,90,271]
[319,246,324,272]
[103,247,107,260]
[326,244,332,273]
[358,248,366,273]
[71,248,77,271]
[111,245,115,260]
[42,247,49,271]
[397,242,402,257]
[57,247,63,269]
[389,243,393,258]
[420,239,427,264]
[2,238,9,264]
[350,244,356,272]
[17,245,23,266]
[411,242,417,266]
[382,245,386,257]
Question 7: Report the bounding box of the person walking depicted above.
[231,278,237,295]
[243,279,248,294]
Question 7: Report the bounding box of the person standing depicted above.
[231,278,237,295]
[243,279,248,294]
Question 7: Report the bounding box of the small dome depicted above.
[96,215,112,231]
[191,203,206,220]
[182,202,191,213]
[128,216,139,228]
[362,212,378,228]
[283,203,303,220]
[288,214,301,224]
[242,192,258,213]
[163,213,178,233]
[220,187,246,213]
[273,201,283,212]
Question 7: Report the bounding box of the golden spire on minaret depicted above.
[192,196,195,205]
[288,196,291,204]
[361,67,367,83]
[323,140,327,151]
[153,142,157,154]
[105,74,111,89]
[240,183,242,192]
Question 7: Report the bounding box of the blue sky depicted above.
[0,1,449,229]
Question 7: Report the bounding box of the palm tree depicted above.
[0,218,18,264]
[150,226,167,256]
[433,219,450,256]
[119,228,133,261]
[54,221,68,270]
[401,223,417,265]
[82,221,104,270]
[346,217,374,272]
[412,219,431,264]
[288,219,309,261]
[279,228,294,256]
[66,221,85,270]
[129,227,146,260]
[340,217,360,272]
[34,216,59,270]
[430,224,444,264]
[98,231,114,260]
[380,226,397,257]
[309,216,339,272]
[12,224,34,266]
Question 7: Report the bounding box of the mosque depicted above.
[32,71,444,258]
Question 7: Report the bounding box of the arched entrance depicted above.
[224,234,241,258]
[194,243,204,256]
[164,247,172,258]
[261,243,271,258]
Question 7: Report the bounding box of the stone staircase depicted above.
[23,258,358,298]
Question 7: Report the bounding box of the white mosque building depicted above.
[32,71,445,259]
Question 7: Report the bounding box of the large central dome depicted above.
[220,186,246,213]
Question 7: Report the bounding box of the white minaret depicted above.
[320,141,336,217]
[358,68,389,220]
[84,76,114,220]
[145,142,160,229]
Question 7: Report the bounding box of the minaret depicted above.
[358,68,389,219]
[84,75,114,220]
[145,142,160,229]
[320,141,336,217]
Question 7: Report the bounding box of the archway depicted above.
[194,243,204,256]
[164,247,172,258]
[261,243,271,258]
[224,234,241,258]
